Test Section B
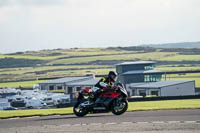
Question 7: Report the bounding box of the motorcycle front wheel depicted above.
[73,102,88,117]
[112,99,128,115]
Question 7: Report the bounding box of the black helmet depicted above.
[108,71,118,82]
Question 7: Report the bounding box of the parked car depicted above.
[54,96,71,108]
[42,97,54,106]
[3,107,18,110]
[10,96,26,107]
[42,93,70,107]
[25,98,46,109]
[0,102,17,110]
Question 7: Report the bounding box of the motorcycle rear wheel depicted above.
[112,100,128,115]
[73,102,88,117]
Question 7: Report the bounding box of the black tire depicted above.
[112,99,128,115]
[73,102,88,117]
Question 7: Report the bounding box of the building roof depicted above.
[122,70,161,75]
[66,78,99,86]
[39,76,92,84]
[116,61,156,66]
[129,80,194,89]
[127,82,147,87]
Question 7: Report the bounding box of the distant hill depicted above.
[142,41,200,48]
[1,44,200,83]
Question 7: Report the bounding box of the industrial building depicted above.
[116,61,162,84]
[126,80,195,97]
[116,61,196,96]
[39,61,197,100]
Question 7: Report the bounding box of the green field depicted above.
[1,47,200,87]
[47,52,176,65]
[0,99,200,119]
[0,80,47,88]
[160,55,200,61]
[157,65,200,71]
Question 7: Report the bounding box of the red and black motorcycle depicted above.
[73,83,128,117]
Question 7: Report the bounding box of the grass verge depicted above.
[0,108,73,119]
[0,99,200,119]
[127,99,200,111]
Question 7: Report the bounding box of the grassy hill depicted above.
[1,46,200,88]
[142,41,200,48]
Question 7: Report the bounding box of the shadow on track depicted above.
[34,114,115,121]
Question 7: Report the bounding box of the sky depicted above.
[0,0,200,53]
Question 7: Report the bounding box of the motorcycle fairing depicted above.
[99,90,120,98]
[117,85,128,97]
[95,96,114,108]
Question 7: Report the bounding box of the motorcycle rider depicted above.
[90,71,118,102]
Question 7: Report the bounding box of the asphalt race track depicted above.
[0,109,200,133]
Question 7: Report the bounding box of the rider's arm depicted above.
[99,82,108,88]
[99,77,108,88]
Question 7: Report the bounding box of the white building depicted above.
[126,80,195,97]
[39,76,98,91]
[39,76,99,102]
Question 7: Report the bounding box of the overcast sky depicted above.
[0,0,200,53]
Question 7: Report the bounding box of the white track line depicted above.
[105,122,117,125]
[137,122,149,124]
[121,122,133,124]
[72,124,81,126]
[151,121,165,124]
[8,117,20,120]
[89,123,102,126]
[184,121,196,123]
[168,121,180,123]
